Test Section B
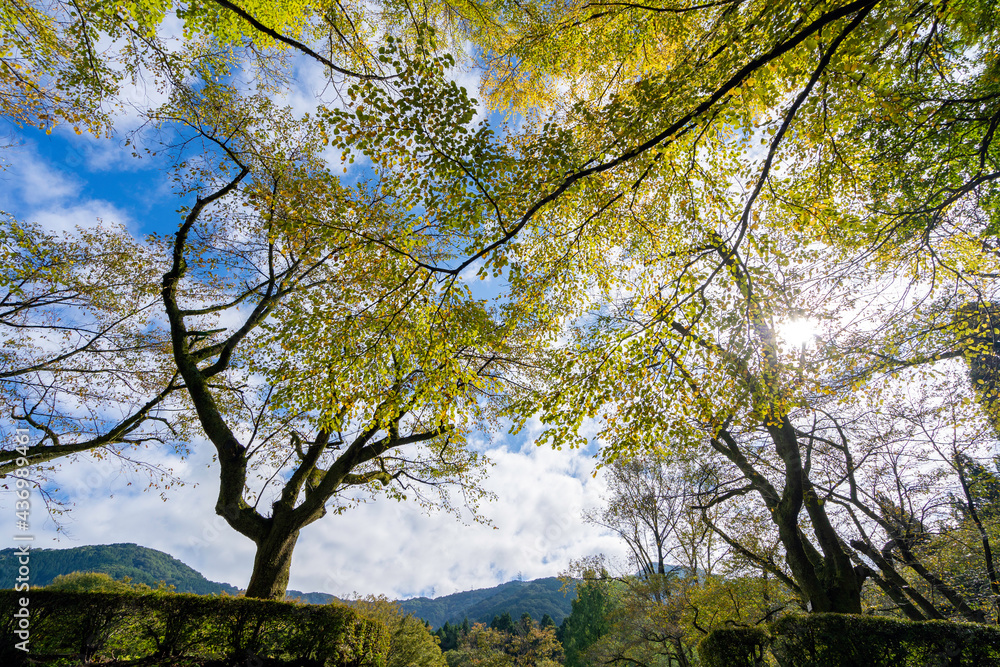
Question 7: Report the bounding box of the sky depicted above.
[0,52,630,601]
[7,416,623,600]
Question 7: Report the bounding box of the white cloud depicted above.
[0,141,80,208]
[0,141,137,234]
[289,439,622,599]
[12,159,81,206]
[3,429,626,601]
[30,201,135,235]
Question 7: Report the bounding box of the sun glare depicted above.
[779,318,817,348]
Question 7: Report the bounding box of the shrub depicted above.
[770,614,1000,666]
[698,613,1000,667]
[770,614,910,666]
[44,571,141,593]
[0,589,389,666]
[697,626,769,667]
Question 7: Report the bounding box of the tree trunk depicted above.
[244,527,301,600]
[812,567,864,614]
[768,419,865,614]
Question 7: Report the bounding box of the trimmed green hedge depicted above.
[698,614,1000,667]
[0,589,389,666]
[697,626,768,667]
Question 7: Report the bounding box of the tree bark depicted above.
[849,539,941,620]
[711,426,865,614]
[244,525,301,600]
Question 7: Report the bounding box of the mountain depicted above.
[399,577,576,628]
[0,543,576,627]
[286,590,337,604]
[0,543,241,595]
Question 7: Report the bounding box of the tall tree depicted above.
[588,455,719,582]
[0,8,536,489]
[154,79,526,599]
[559,572,614,667]
[366,0,1000,616]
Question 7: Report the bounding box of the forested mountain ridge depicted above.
[0,543,241,595]
[0,543,575,625]
[399,577,576,628]
[0,543,339,602]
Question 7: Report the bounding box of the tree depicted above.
[572,454,779,665]
[446,621,563,667]
[353,595,447,667]
[529,227,867,611]
[6,0,999,624]
[470,0,1000,251]
[150,76,530,599]
[0,12,495,503]
[945,451,1000,619]
[312,0,988,318]
[569,445,803,664]
[0,10,272,498]
[321,11,1000,611]
[518,613,532,633]
[559,572,613,667]
[490,612,515,634]
[954,455,1000,524]
[3,10,566,600]
[43,571,145,593]
[589,458,679,580]
[0,0,165,132]
[436,620,467,652]
[588,454,721,584]
[0,0,390,133]
[446,624,511,667]
[507,623,563,667]
[445,9,1000,605]
[839,404,1000,623]
[0,7,556,498]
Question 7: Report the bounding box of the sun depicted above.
[778,318,817,348]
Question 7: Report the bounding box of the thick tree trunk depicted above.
[772,513,864,613]
[767,418,865,614]
[810,567,864,614]
[713,426,866,614]
[244,527,301,600]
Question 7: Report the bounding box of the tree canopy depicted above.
[3,0,1000,625]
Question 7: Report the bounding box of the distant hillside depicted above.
[0,543,241,595]
[400,577,576,628]
[287,590,337,604]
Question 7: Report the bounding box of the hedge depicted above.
[698,613,1000,667]
[697,626,768,667]
[0,589,389,666]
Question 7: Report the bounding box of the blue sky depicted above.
[0,61,628,600]
[1,125,177,236]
